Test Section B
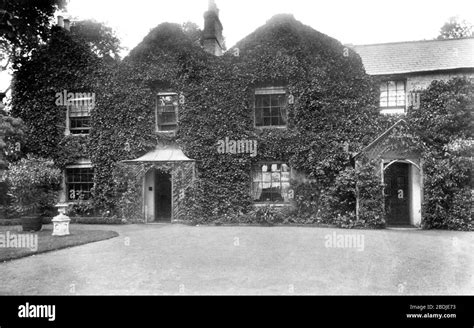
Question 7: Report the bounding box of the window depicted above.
[252,162,291,203]
[65,167,94,201]
[254,87,287,127]
[380,81,406,109]
[156,93,178,132]
[68,100,92,135]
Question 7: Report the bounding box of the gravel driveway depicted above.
[0,224,472,295]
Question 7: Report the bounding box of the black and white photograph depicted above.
[0,0,473,325]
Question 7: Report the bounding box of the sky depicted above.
[1,0,474,92]
[64,0,474,54]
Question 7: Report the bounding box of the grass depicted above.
[0,226,119,262]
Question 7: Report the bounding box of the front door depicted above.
[384,162,410,225]
[155,171,172,222]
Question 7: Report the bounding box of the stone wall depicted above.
[406,71,474,91]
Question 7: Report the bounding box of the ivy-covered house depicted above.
[11,1,472,229]
[350,38,474,227]
[86,1,383,224]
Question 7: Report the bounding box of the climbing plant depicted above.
[89,15,382,222]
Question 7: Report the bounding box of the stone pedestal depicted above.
[52,204,70,236]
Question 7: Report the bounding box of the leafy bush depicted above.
[409,77,473,231]
[67,200,98,218]
[110,163,144,222]
[69,216,127,225]
[422,155,472,230]
[320,159,385,229]
[292,181,320,218]
[6,156,61,216]
[409,77,473,150]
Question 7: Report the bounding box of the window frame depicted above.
[66,99,93,136]
[253,87,288,129]
[64,164,94,202]
[251,161,292,205]
[379,80,407,111]
[155,92,179,134]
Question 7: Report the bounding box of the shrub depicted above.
[292,181,320,219]
[409,77,473,231]
[422,155,472,230]
[69,216,127,225]
[6,156,61,216]
[110,163,144,222]
[319,160,385,229]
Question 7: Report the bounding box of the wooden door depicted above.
[384,163,410,225]
[155,171,172,222]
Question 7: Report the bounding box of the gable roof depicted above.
[352,38,474,75]
[354,119,424,160]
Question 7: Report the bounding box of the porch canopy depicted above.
[122,144,195,164]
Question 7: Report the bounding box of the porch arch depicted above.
[382,159,422,227]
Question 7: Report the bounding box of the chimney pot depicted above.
[57,16,64,28]
[63,19,70,31]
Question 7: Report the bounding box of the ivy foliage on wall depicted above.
[91,15,382,220]
[11,26,104,160]
[408,77,473,231]
[10,13,472,229]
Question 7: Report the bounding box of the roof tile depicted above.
[352,38,474,75]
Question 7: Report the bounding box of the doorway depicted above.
[384,162,410,225]
[154,171,172,222]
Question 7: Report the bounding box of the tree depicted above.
[0,107,25,171]
[71,19,122,60]
[437,16,474,39]
[0,104,25,218]
[0,0,66,64]
[0,0,66,98]
[182,21,202,45]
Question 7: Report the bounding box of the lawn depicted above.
[0,224,472,295]
[0,226,119,262]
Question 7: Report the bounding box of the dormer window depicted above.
[156,93,178,132]
[254,87,287,128]
[379,81,406,114]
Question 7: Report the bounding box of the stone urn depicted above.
[52,203,71,236]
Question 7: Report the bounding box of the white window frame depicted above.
[65,98,93,136]
[251,161,292,204]
[379,80,406,115]
[155,92,179,133]
[64,160,94,203]
[254,87,288,128]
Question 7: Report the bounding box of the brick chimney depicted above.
[202,0,224,56]
[57,16,64,28]
[63,19,70,31]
